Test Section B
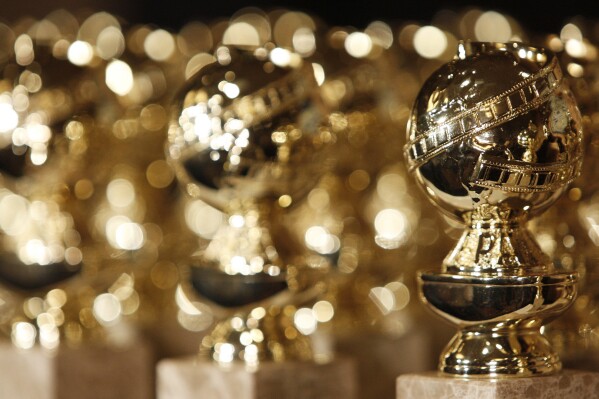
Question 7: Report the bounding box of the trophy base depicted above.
[441,328,560,376]
[396,369,599,399]
[419,271,577,377]
[157,356,357,399]
[0,340,153,399]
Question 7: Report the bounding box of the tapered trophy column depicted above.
[397,42,599,398]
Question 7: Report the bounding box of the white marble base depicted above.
[0,341,153,399]
[396,370,599,399]
[157,357,357,399]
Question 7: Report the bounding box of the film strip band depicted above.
[405,56,562,171]
[173,64,316,167]
[230,65,314,127]
[470,154,582,193]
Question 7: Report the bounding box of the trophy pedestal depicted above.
[0,340,153,399]
[396,370,599,399]
[157,356,357,399]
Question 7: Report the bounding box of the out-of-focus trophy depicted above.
[535,31,599,371]
[157,45,356,398]
[397,42,599,398]
[0,13,170,399]
[296,27,443,399]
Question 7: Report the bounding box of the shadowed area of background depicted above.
[4,0,599,32]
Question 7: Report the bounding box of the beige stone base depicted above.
[157,357,357,399]
[0,341,153,399]
[396,370,599,399]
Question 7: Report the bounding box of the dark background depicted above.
[4,0,599,34]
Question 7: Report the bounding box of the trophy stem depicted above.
[200,201,285,277]
[200,306,313,366]
[441,325,561,377]
[444,206,551,276]
[185,200,326,363]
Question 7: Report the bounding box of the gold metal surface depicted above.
[406,41,584,377]
[4,7,599,396]
[0,12,190,351]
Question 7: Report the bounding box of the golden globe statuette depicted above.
[397,42,599,399]
[159,47,355,398]
[405,42,584,378]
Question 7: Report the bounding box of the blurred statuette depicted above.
[0,13,158,398]
[161,41,355,398]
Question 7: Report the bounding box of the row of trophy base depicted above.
[0,340,153,399]
[396,370,599,398]
[2,335,599,399]
[158,357,356,399]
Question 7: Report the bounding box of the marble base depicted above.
[336,329,433,399]
[157,357,357,399]
[396,370,599,399]
[0,341,153,399]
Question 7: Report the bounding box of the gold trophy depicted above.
[167,46,332,365]
[0,19,98,347]
[0,13,174,398]
[405,42,583,376]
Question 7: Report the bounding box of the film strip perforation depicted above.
[406,57,562,171]
[470,155,582,193]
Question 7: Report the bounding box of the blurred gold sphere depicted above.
[167,48,327,211]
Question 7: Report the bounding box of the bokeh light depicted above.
[413,26,447,59]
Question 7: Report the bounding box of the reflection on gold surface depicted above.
[3,6,599,396]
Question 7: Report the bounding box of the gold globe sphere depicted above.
[407,42,583,222]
